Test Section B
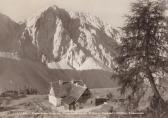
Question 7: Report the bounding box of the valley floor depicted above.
[0,95,109,118]
[0,88,168,118]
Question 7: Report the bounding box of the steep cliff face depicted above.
[0,13,22,52]
[20,6,119,70]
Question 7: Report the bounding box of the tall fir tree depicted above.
[113,0,168,110]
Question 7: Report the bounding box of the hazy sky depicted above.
[0,0,135,27]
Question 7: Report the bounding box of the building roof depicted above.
[50,80,88,105]
[63,84,87,105]
[62,96,76,105]
[50,82,71,98]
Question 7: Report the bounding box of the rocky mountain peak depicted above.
[19,5,119,70]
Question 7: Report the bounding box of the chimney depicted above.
[71,80,74,84]
[75,83,78,86]
[83,84,87,88]
[58,80,62,85]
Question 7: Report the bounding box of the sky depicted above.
[0,0,135,28]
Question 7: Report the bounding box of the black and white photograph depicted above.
[0,0,168,118]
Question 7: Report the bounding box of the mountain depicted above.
[0,5,119,91]
[20,5,119,70]
[0,13,23,52]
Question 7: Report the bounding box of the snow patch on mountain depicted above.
[78,57,113,71]
[47,59,74,70]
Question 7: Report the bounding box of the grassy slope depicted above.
[0,57,53,94]
[0,95,108,118]
[0,56,118,95]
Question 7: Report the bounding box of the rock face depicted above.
[0,13,22,52]
[20,6,119,70]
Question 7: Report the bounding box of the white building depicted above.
[48,83,62,106]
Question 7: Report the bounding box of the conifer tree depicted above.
[113,0,168,110]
